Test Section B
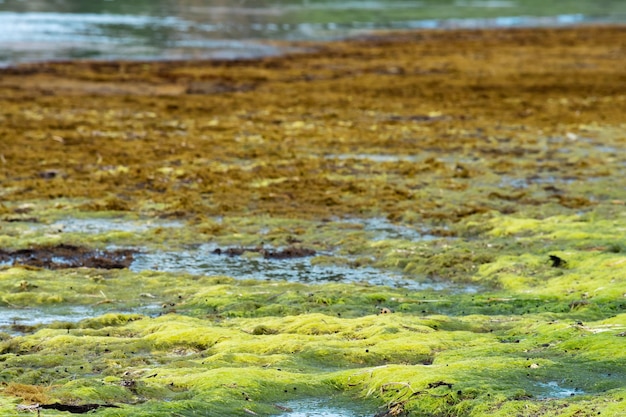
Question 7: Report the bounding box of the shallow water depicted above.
[338,217,439,242]
[0,306,102,334]
[1,215,183,235]
[0,0,624,66]
[274,397,373,417]
[130,243,474,292]
[0,304,164,335]
[54,215,434,242]
[328,154,423,163]
[51,216,183,234]
[2,215,475,291]
[535,381,582,399]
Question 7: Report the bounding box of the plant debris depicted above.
[0,244,135,269]
[0,24,625,417]
[549,255,567,268]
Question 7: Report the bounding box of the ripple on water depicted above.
[535,381,582,399]
[274,398,372,417]
[8,216,472,291]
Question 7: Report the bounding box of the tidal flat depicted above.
[0,25,625,416]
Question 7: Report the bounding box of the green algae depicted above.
[1,208,625,415]
[1,210,625,414]
[1,261,624,415]
[1,25,626,416]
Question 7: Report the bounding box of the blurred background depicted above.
[1,0,624,66]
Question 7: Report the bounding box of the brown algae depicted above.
[0,25,625,416]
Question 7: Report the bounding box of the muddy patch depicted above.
[0,244,135,269]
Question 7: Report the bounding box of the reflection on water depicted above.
[130,243,475,292]
[0,11,292,64]
[275,397,372,417]
[0,305,94,328]
[535,381,582,399]
[5,215,469,290]
[51,217,183,234]
[0,305,164,335]
[0,0,624,65]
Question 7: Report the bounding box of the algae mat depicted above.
[0,25,625,416]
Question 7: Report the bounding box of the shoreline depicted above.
[1,15,624,68]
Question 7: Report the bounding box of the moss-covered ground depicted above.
[0,26,625,416]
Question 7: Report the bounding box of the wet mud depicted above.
[40,402,120,414]
[0,244,134,269]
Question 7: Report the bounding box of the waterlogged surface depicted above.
[130,243,470,291]
[1,25,625,417]
[1,0,625,65]
[3,215,464,290]
[50,216,183,234]
[535,381,581,400]
[0,305,164,334]
[53,215,432,242]
[275,398,373,417]
[338,217,439,242]
[0,306,97,331]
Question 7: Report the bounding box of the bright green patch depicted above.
[1,26,625,416]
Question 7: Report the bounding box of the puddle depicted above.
[2,215,472,290]
[338,217,441,241]
[1,216,183,235]
[274,398,372,417]
[0,304,163,335]
[499,175,580,189]
[327,154,423,163]
[11,214,446,243]
[0,306,102,334]
[130,244,467,291]
[1,217,471,291]
[593,145,620,154]
[50,217,183,234]
[535,381,582,399]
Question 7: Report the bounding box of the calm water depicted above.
[0,0,625,66]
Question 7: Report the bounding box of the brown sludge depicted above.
[0,26,624,222]
[0,244,135,269]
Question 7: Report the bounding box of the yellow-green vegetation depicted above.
[0,26,625,416]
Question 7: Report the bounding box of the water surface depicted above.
[130,243,469,291]
[0,0,624,66]
[275,397,373,417]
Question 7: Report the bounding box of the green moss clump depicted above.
[1,25,625,416]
